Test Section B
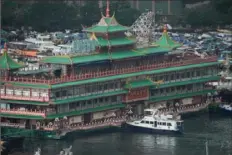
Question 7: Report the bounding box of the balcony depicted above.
[0,95,49,102]
[3,56,217,84]
[0,109,46,118]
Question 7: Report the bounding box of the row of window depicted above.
[140,121,172,126]
[53,80,124,98]
[68,96,122,110]
[150,83,206,97]
[150,67,218,82]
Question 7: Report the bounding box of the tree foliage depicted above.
[102,1,140,26]
[1,0,140,32]
[183,0,232,27]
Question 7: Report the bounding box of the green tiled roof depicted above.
[2,82,50,89]
[0,113,44,119]
[40,47,170,65]
[47,103,125,119]
[148,89,215,103]
[97,37,135,47]
[152,31,182,49]
[0,99,49,105]
[83,15,130,33]
[125,79,153,89]
[0,50,24,70]
[51,62,219,89]
[53,90,128,105]
[84,25,130,33]
[125,76,220,90]
[151,76,220,89]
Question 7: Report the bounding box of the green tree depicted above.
[102,0,140,26]
[25,1,80,31]
[79,1,101,27]
[213,0,232,14]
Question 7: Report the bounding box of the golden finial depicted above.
[106,0,110,17]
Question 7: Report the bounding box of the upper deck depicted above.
[0,51,218,87]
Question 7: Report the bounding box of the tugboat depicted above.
[125,109,184,134]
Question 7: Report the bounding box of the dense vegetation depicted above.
[183,0,232,27]
[1,0,140,32]
[1,0,232,31]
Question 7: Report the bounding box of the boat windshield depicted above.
[144,111,153,116]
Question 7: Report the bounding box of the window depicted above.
[150,121,154,124]
[87,100,92,105]
[141,121,145,123]
[55,92,60,97]
[111,96,117,102]
[105,97,109,103]
[167,123,172,126]
[99,98,103,103]
[145,121,149,124]
[162,122,166,126]
[170,74,174,81]
[187,72,190,78]
[104,84,108,90]
[176,73,180,80]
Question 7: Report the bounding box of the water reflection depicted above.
[130,134,177,155]
[8,114,232,155]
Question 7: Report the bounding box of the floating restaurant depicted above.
[0,1,220,139]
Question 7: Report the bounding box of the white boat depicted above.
[25,34,55,52]
[219,104,232,114]
[125,109,184,134]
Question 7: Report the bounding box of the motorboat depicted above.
[125,109,184,134]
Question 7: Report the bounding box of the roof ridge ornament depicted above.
[106,0,110,17]
[163,24,168,33]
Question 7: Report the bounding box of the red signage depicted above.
[125,88,149,102]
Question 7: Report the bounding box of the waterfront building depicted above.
[0,1,219,139]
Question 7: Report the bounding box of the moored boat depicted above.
[125,109,184,134]
[219,104,232,115]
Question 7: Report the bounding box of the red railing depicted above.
[3,56,217,84]
[0,109,46,117]
[0,122,26,128]
[0,95,49,102]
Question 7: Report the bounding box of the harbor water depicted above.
[10,113,232,155]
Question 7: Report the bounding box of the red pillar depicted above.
[30,88,32,98]
[48,89,51,101]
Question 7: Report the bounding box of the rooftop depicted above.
[40,46,170,65]
[152,25,182,49]
[83,1,130,33]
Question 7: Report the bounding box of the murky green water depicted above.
[10,113,232,155]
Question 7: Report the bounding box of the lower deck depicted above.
[0,93,219,139]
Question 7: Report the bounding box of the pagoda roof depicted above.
[153,26,182,49]
[83,14,130,33]
[0,47,24,70]
[95,36,135,47]
[40,46,170,65]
